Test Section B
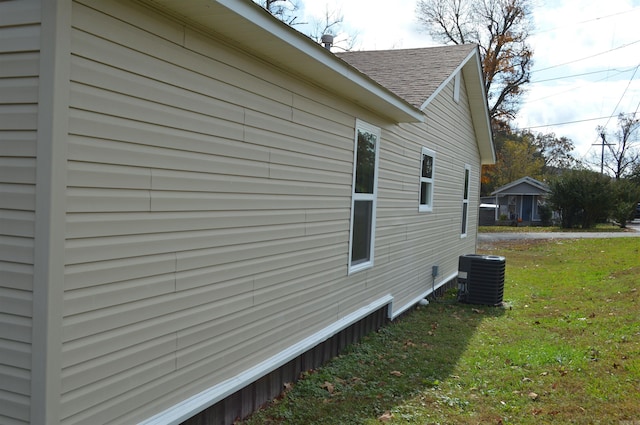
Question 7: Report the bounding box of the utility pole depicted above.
[594,131,613,174]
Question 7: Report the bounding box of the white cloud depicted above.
[301,0,433,50]
[518,0,640,158]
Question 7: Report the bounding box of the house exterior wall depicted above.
[0,0,484,423]
[0,1,42,423]
[496,194,543,222]
[377,75,479,313]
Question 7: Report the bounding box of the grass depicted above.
[239,238,640,425]
[478,223,626,233]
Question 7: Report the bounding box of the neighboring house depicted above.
[0,0,494,424]
[488,176,551,225]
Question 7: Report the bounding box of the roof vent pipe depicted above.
[321,34,334,51]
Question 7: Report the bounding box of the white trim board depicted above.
[390,271,458,320]
[138,294,394,425]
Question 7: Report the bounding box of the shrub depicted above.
[610,179,640,228]
[548,170,613,229]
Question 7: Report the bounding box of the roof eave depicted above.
[419,48,495,165]
[464,52,496,165]
[491,177,551,195]
[141,0,424,123]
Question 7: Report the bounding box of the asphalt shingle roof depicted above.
[336,44,478,109]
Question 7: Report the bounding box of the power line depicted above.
[596,64,640,133]
[529,66,637,84]
[521,115,617,129]
[531,6,640,35]
[523,68,639,104]
[532,39,640,73]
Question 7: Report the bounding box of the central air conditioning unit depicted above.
[457,254,505,306]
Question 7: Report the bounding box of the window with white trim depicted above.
[461,165,471,236]
[419,147,435,212]
[348,120,380,273]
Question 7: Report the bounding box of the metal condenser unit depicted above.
[458,254,506,306]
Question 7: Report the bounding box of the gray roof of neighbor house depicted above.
[491,176,551,196]
[140,0,495,163]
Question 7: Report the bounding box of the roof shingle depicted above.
[336,44,477,109]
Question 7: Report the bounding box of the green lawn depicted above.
[478,223,626,233]
[240,238,640,425]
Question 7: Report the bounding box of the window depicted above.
[349,120,380,273]
[419,147,435,212]
[461,165,471,236]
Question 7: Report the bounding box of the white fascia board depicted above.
[209,0,424,123]
[419,49,495,165]
[418,49,476,111]
[465,52,495,164]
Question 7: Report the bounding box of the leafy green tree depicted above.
[610,179,640,228]
[527,131,580,172]
[482,131,544,194]
[547,170,612,229]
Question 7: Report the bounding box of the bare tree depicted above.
[307,5,359,51]
[253,0,358,51]
[594,113,640,180]
[254,0,304,26]
[416,0,534,125]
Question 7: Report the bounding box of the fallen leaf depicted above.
[472,308,484,314]
[390,370,403,377]
[528,392,539,401]
[321,381,334,394]
[283,382,294,391]
[378,411,393,422]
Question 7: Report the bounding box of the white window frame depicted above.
[461,164,471,237]
[419,147,436,213]
[348,120,381,274]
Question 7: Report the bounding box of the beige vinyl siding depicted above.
[61,1,358,423]
[375,75,480,310]
[0,1,41,424]
[56,1,486,423]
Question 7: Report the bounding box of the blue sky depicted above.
[298,0,640,162]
